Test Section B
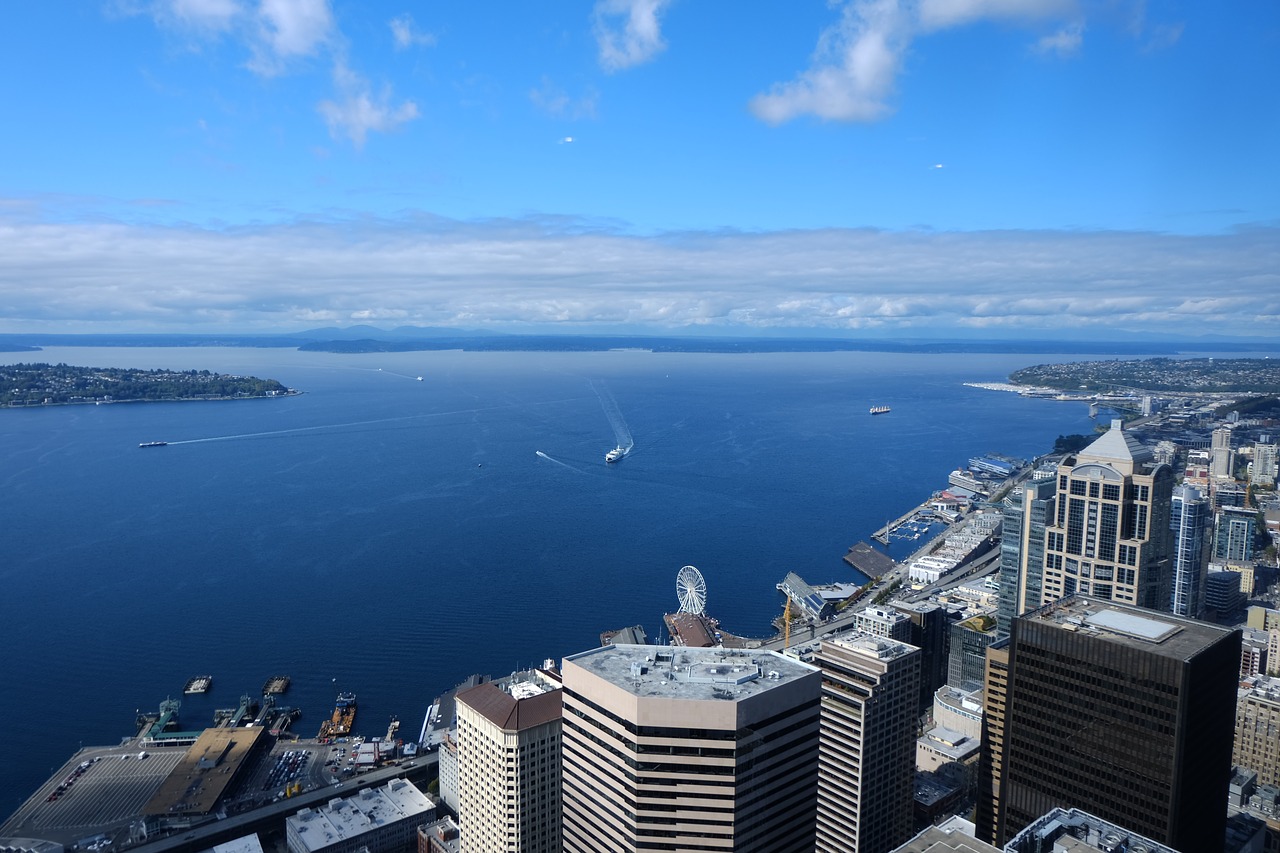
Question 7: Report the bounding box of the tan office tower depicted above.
[1041,419,1173,610]
[560,645,821,853]
[455,670,562,853]
[814,634,921,853]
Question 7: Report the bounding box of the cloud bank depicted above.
[0,213,1274,336]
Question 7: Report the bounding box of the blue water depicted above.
[0,347,1104,817]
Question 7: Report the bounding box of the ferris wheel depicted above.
[676,565,707,615]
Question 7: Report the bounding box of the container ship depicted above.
[317,692,357,739]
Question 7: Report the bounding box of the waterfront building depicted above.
[1215,505,1259,563]
[560,645,821,853]
[854,604,913,642]
[947,614,997,692]
[1004,808,1178,853]
[1041,419,1174,611]
[996,478,1056,640]
[1235,676,1280,788]
[1214,427,1236,479]
[285,779,434,853]
[455,669,562,853]
[1170,484,1210,617]
[982,595,1240,850]
[814,633,920,853]
[1253,442,1278,487]
[436,732,458,814]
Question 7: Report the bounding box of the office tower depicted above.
[1041,419,1174,610]
[997,478,1056,640]
[892,600,952,712]
[947,614,997,692]
[974,640,1009,846]
[1169,484,1209,617]
[560,645,821,853]
[1204,569,1245,619]
[1234,675,1280,787]
[1213,427,1235,479]
[985,595,1240,851]
[854,604,914,641]
[814,633,920,853]
[455,670,562,853]
[1253,442,1278,487]
[1215,505,1258,563]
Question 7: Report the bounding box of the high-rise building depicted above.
[1169,484,1209,617]
[947,614,997,692]
[1213,427,1236,479]
[1215,505,1258,563]
[1041,419,1174,610]
[813,633,920,853]
[974,639,1009,846]
[1253,442,1278,487]
[560,645,821,853]
[996,478,1056,640]
[455,670,562,853]
[892,600,952,712]
[983,595,1240,851]
[1234,675,1280,787]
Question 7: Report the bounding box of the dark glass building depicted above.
[986,594,1240,851]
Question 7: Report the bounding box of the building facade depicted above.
[814,634,921,853]
[1169,484,1209,618]
[985,595,1240,851]
[1041,420,1174,610]
[854,605,914,642]
[455,670,562,853]
[1234,676,1280,788]
[1215,505,1259,563]
[560,645,821,853]
[996,478,1056,641]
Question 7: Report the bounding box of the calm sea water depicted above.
[1,346,1107,817]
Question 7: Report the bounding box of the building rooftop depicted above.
[1022,595,1238,662]
[456,671,561,731]
[143,726,267,817]
[1076,419,1155,468]
[826,631,919,662]
[888,821,1000,853]
[563,644,816,701]
[1005,807,1177,853]
[286,780,434,853]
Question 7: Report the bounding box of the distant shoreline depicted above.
[2,389,302,409]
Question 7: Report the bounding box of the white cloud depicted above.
[917,0,1075,31]
[1033,21,1084,56]
[162,0,244,32]
[248,0,335,75]
[317,62,419,148]
[0,213,1275,336]
[389,13,436,50]
[529,77,599,119]
[751,0,913,124]
[592,0,672,73]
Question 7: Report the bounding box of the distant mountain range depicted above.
[0,327,1277,356]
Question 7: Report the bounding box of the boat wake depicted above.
[589,380,634,460]
[535,450,586,474]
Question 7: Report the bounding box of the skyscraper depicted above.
[560,645,821,853]
[1212,427,1235,479]
[813,633,920,853]
[985,595,1240,850]
[1041,420,1174,610]
[455,670,562,853]
[1169,483,1209,617]
[1253,441,1278,487]
[996,477,1056,640]
[1214,505,1258,563]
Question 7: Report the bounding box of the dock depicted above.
[262,675,291,695]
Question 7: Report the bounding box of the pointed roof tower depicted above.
[1076,419,1153,475]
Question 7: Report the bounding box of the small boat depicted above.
[139,441,168,448]
[605,447,625,463]
[869,406,891,415]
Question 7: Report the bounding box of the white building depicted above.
[285,780,434,853]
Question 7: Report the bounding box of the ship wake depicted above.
[590,380,634,458]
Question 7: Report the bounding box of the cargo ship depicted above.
[317,692,357,739]
[139,441,168,448]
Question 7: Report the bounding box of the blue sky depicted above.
[0,0,1277,338]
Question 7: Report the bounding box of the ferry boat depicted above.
[183,675,213,694]
[139,441,168,448]
[605,447,625,463]
[869,406,891,415]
